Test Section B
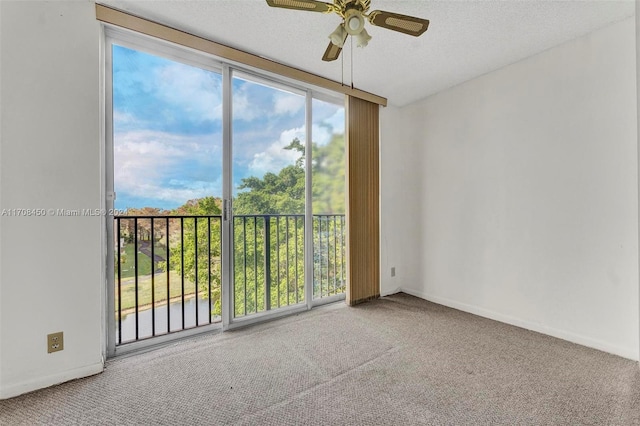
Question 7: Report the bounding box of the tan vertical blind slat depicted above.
[346,96,380,305]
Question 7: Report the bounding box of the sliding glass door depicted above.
[106,30,345,355]
[230,73,307,318]
[108,40,224,350]
[311,98,347,301]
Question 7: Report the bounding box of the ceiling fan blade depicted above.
[368,10,429,36]
[322,41,343,62]
[265,0,333,13]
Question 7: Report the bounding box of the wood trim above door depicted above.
[95,4,387,107]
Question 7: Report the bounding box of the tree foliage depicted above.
[233,135,345,215]
[230,134,346,314]
[311,134,345,214]
[121,134,345,320]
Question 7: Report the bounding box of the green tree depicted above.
[165,197,223,317]
[163,134,346,318]
[312,134,345,214]
[231,135,346,314]
[233,139,306,215]
[233,135,346,214]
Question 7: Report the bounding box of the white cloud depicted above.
[279,126,306,146]
[278,124,333,146]
[310,124,332,146]
[159,178,222,203]
[248,139,300,176]
[247,125,305,176]
[245,121,337,176]
[232,82,306,122]
[323,108,345,134]
[246,118,347,176]
[114,130,222,205]
[153,63,223,123]
[231,91,260,121]
[121,181,220,206]
[274,94,305,116]
[312,99,345,135]
[113,110,137,125]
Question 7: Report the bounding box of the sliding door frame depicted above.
[223,69,346,330]
[104,25,348,354]
[221,64,232,330]
[225,69,309,330]
[104,28,227,357]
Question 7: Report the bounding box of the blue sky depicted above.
[112,44,344,211]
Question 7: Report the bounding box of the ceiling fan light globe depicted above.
[348,16,360,31]
[328,24,347,47]
[355,28,371,48]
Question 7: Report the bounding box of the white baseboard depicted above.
[398,287,639,361]
[380,285,401,297]
[0,362,104,400]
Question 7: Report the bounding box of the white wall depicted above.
[0,1,104,398]
[0,1,636,401]
[380,105,425,296]
[380,17,640,360]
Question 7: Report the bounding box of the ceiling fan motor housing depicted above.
[344,9,365,35]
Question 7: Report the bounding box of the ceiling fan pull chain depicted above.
[341,41,344,87]
[351,36,354,90]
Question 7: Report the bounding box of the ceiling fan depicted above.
[265,0,430,62]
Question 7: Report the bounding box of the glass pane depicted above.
[112,44,223,344]
[311,99,346,299]
[231,75,306,317]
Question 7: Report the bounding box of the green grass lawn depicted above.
[116,270,220,314]
[116,242,220,314]
[117,242,167,278]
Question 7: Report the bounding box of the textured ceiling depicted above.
[98,0,635,107]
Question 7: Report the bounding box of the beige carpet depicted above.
[1,293,639,425]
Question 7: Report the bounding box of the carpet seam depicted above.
[234,345,401,424]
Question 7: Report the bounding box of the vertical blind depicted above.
[346,96,380,305]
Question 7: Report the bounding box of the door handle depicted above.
[223,199,230,221]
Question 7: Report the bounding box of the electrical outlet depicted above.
[47,332,64,353]
[391,267,396,277]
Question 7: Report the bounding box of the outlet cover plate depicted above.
[47,332,64,353]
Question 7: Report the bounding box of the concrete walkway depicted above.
[137,241,165,273]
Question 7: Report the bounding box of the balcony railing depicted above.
[114,213,346,345]
[114,215,223,345]
[313,214,346,299]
